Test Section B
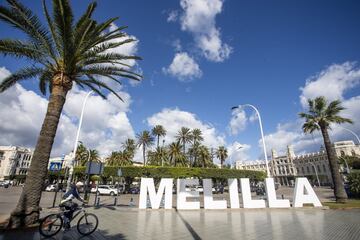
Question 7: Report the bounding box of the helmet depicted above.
[76,181,84,187]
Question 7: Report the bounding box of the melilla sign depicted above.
[138,177,322,209]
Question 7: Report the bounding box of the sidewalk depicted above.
[1,207,360,240]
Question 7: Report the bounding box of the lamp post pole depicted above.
[66,91,93,191]
[232,104,270,177]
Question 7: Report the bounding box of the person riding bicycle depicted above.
[60,181,85,228]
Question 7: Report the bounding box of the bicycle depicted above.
[39,203,98,237]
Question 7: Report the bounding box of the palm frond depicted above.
[0,67,43,92]
[0,39,46,62]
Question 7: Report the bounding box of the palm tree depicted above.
[151,125,166,148]
[299,96,352,203]
[106,151,132,166]
[168,142,187,167]
[75,142,88,167]
[190,128,203,166]
[122,138,136,161]
[216,146,228,169]
[198,145,212,168]
[176,127,192,155]
[136,131,154,166]
[147,147,168,166]
[0,0,142,226]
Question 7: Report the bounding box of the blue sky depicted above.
[0,0,360,164]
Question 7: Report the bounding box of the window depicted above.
[317,165,321,173]
[307,166,310,174]
[302,167,305,173]
[312,166,315,173]
[323,165,326,172]
[340,151,345,157]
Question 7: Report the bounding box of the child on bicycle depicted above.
[60,181,86,229]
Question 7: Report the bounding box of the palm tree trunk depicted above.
[320,126,348,203]
[157,136,160,148]
[143,145,146,166]
[221,159,223,169]
[9,84,68,227]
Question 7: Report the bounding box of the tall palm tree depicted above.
[0,0,141,226]
[176,127,192,155]
[106,151,131,166]
[151,125,166,148]
[216,146,228,169]
[75,142,88,167]
[122,138,136,160]
[190,128,203,166]
[136,131,154,166]
[168,142,187,167]
[198,145,212,168]
[147,147,168,166]
[299,96,352,203]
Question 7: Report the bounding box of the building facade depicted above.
[0,146,33,181]
[235,140,360,186]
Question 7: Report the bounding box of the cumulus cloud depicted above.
[162,52,202,81]
[179,0,232,62]
[263,62,360,157]
[228,108,247,135]
[0,67,11,79]
[300,62,360,107]
[0,81,136,157]
[227,142,251,165]
[167,10,179,22]
[147,108,225,149]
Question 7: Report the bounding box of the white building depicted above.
[235,140,360,186]
[0,146,33,181]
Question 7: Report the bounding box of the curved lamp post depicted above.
[66,90,93,191]
[231,104,270,177]
[337,126,360,145]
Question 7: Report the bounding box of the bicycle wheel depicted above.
[39,214,63,237]
[77,213,98,236]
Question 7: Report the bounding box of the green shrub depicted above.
[348,170,360,198]
[74,166,266,182]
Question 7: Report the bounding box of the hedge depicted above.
[347,170,360,198]
[73,166,266,182]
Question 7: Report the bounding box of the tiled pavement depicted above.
[1,207,360,240]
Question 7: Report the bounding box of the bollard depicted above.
[96,197,100,206]
[129,197,135,207]
[281,194,284,199]
[114,197,117,206]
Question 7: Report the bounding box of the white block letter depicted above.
[293,178,322,207]
[265,178,290,208]
[240,178,266,208]
[177,179,200,210]
[139,178,173,209]
[228,179,240,208]
[203,179,227,209]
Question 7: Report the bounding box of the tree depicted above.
[299,96,352,203]
[106,151,132,166]
[147,147,168,166]
[168,142,187,167]
[197,145,213,168]
[151,125,166,148]
[136,131,154,166]
[216,146,228,169]
[122,138,136,161]
[0,0,141,226]
[176,127,192,155]
[191,128,203,166]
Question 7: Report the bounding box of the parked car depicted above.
[45,184,56,192]
[91,185,118,196]
[128,186,140,194]
[0,180,10,188]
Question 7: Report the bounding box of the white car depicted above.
[45,184,56,192]
[91,185,118,196]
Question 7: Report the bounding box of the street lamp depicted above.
[84,148,92,200]
[231,104,270,177]
[337,126,360,145]
[66,90,93,191]
[309,162,321,187]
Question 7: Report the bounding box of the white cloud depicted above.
[0,67,11,79]
[147,108,225,149]
[167,10,179,22]
[162,52,202,81]
[300,62,360,107]
[179,0,232,62]
[0,81,136,158]
[227,142,251,165]
[172,39,182,52]
[228,108,247,135]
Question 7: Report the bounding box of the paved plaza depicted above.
[1,187,360,239]
[1,207,360,240]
